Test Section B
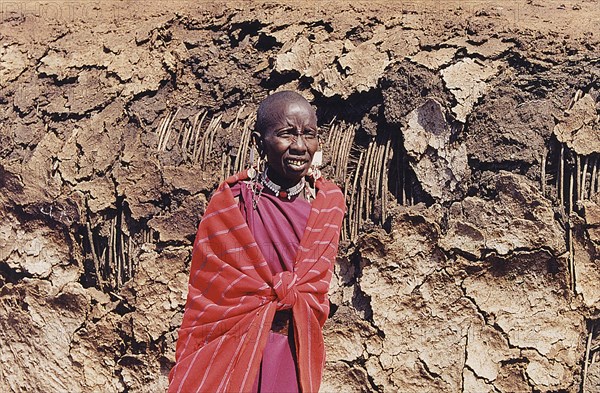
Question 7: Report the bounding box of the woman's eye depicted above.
[277,129,295,137]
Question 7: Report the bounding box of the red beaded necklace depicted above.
[261,168,306,200]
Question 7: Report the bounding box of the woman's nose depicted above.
[290,134,307,152]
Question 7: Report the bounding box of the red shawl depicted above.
[169,170,345,393]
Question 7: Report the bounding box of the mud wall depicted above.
[1,1,599,392]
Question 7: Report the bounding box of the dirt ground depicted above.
[1,1,600,392]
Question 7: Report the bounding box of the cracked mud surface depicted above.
[1,1,600,392]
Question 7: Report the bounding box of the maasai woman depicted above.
[168,91,345,393]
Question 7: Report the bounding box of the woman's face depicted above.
[258,100,318,187]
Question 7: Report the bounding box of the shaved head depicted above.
[252,90,319,187]
[255,91,315,136]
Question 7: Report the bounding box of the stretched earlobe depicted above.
[308,136,323,180]
[251,131,265,158]
[311,150,323,167]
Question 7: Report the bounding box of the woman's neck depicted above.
[264,166,303,189]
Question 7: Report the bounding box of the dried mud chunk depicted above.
[13,77,43,115]
[38,50,74,81]
[275,36,389,98]
[57,124,121,184]
[260,24,304,46]
[324,307,377,366]
[333,40,390,96]
[583,195,600,244]
[70,312,125,392]
[554,93,600,156]
[357,213,476,391]
[493,360,532,393]
[119,50,168,98]
[53,101,124,187]
[463,252,582,392]
[574,197,600,307]
[0,280,119,393]
[375,25,419,60]
[121,247,188,343]
[408,47,457,71]
[275,37,343,84]
[0,215,70,278]
[12,120,44,147]
[466,87,555,166]
[0,164,24,203]
[443,36,514,59]
[161,165,217,195]
[127,90,168,125]
[7,225,69,278]
[118,351,169,392]
[0,44,28,87]
[360,211,443,297]
[321,361,371,393]
[5,215,76,284]
[328,256,357,308]
[584,194,600,225]
[114,157,164,220]
[381,60,451,125]
[441,58,501,122]
[38,37,168,99]
[403,98,470,203]
[147,193,206,244]
[63,69,121,115]
[462,368,496,393]
[12,130,62,206]
[586,361,600,391]
[441,172,565,258]
[361,266,474,391]
[75,176,117,213]
[524,350,572,390]
[465,324,516,382]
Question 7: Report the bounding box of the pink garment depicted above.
[230,181,311,393]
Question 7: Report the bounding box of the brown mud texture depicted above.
[1,1,600,392]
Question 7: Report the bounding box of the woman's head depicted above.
[254,91,318,187]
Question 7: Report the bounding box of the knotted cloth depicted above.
[168,170,345,393]
[273,271,298,310]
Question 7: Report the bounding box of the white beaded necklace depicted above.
[261,168,305,200]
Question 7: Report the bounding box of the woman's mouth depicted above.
[285,158,308,171]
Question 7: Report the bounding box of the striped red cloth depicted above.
[169,169,346,393]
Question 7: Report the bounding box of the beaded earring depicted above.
[247,132,265,180]
[248,134,265,209]
[308,139,323,180]
[248,143,258,180]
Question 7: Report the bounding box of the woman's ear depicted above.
[251,131,264,157]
